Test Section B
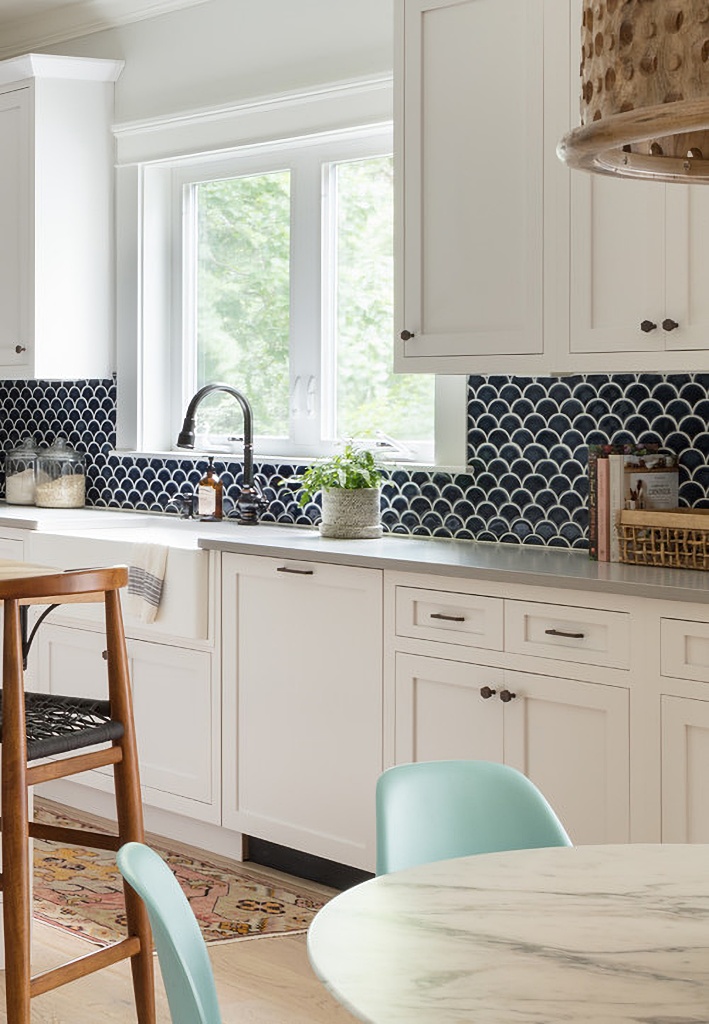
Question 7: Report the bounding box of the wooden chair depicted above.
[0,564,155,1024]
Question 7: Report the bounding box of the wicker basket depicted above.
[618,509,709,571]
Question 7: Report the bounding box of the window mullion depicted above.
[289,153,324,448]
[320,161,339,443]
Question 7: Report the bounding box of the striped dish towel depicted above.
[125,544,168,624]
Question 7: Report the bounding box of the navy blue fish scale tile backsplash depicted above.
[2,373,709,548]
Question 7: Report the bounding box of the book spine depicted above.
[597,456,610,562]
[608,453,625,562]
[588,448,599,561]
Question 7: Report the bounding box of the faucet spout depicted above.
[176,382,265,524]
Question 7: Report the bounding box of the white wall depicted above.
[41,0,393,123]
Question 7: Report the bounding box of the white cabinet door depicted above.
[0,87,29,373]
[394,652,504,763]
[393,654,630,846]
[503,671,630,846]
[661,695,709,843]
[222,554,383,871]
[570,172,667,356]
[35,625,219,822]
[565,0,709,369]
[0,56,121,379]
[665,186,709,353]
[395,0,545,370]
[0,536,24,561]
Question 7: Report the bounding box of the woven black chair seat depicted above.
[0,690,124,761]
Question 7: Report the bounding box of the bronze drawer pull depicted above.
[545,628,585,639]
[276,567,314,576]
[499,689,516,702]
[430,612,465,622]
[479,686,496,700]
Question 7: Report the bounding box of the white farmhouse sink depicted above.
[25,528,210,641]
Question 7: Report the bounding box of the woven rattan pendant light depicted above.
[558,0,709,182]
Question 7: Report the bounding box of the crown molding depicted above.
[113,73,393,164]
[0,52,124,84]
[0,0,212,59]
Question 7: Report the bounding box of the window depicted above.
[177,127,435,461]
[115,77,467,467]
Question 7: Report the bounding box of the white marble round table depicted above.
[307,844,709,1023]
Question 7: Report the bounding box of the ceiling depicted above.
[0,0,210,57]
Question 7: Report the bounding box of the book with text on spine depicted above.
[587,443,661,562]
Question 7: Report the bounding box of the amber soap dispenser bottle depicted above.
[198,456,223,521]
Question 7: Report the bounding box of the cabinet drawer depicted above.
[395,587,503,650]
[661,619,709,683]
[505,601,630,669]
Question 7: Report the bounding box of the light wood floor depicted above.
[0,922,358,1023]
[0,800,359,1023]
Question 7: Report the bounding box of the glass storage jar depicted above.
[5,436,37,505]
[35,438,86,508]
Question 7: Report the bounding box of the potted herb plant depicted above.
[296,443,383,538]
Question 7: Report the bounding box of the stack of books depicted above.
[587,444,679,562]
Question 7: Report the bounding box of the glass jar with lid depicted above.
[5,436,37,505]
[35,438,86,508]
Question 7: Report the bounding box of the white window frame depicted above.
[114,75,467,468]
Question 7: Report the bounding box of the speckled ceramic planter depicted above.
[320,486,382,539]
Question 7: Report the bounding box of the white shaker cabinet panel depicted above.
[395,0,547,371]
[665,185,709,354]
[661,618,709,684]
[504,600,630,670]
[661,695,709,844]
[0,54,122,379]
[35,624,219,823]
[0,87,28,371]
[503,671,630,847]
[222,554,383,872]
[394,653,505,765]
[569,173,667,357]
[394,586,503,650]
[564,0,709,370]
[393,652,629,847]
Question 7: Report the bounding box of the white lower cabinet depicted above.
[661,695,709,844]
[0,534,24,561]
[35,624,219,822]
[221,553,383,872]
[395,653,630,846]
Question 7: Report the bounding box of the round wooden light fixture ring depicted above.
[559,0,709,183]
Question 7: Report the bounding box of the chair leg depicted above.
[105,590,156,1024]
[2,599,32,1024]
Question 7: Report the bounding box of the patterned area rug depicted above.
[33,804,329,946]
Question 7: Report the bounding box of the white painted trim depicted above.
[435,376,469,470]
[113,74,394,165]
[0,0,211,59]
[0,53,124,86]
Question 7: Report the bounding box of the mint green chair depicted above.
[117,842,222,1024]
[376,760,572,875]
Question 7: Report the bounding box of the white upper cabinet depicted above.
[569,179,709,367]
[394,0,570,374]
[0,54,123,379]
[396,0,709,375]
[564,0,709,372]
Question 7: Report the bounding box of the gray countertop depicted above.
[197,523,709,604]
[0,504,707,604]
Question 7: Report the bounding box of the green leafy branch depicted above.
[293,443,383,506]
